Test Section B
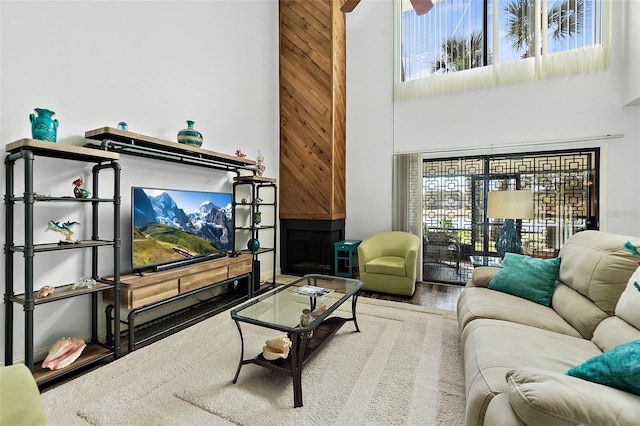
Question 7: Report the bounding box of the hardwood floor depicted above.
[360,281,463,312]
[273,275,463,312]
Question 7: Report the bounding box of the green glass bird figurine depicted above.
[47,220,80,243]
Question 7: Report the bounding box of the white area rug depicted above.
[41,297,465,425]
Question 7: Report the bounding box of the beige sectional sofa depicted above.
[457,230,640,426]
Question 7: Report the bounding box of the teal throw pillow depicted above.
[488,253,561,306]
[567,340,640,396]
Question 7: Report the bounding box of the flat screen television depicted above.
[132,187,233,272]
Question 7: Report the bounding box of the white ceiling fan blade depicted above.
[410,0,434,15]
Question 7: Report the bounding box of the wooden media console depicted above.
[104,253,252,352]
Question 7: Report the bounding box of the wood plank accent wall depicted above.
[279,0,347,220]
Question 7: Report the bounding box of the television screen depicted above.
[132,187,233,271]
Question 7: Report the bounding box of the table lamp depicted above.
[487,190,534,259]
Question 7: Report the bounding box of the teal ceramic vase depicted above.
[247,238,260,252]
[29,108,58,142]
[177,120,203,147]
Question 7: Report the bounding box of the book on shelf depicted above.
[294,285,334,297]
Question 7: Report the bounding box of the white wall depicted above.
[344,0,640,242]
[0,0,279,362]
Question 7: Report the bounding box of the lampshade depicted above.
[487,190,534,219]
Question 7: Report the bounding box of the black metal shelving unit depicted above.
[3,139,121,386]
[84,127,274,346]
[232,176,278,295]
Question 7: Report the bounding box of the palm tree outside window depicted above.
[395,0,609,99]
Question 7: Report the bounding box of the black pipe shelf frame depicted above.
[232,177,278,295]
[3,139,122,387]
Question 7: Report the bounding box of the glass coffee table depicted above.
[230,274,363,407]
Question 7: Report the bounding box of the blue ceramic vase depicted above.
[177,120,203,147]
[30,108,58,142]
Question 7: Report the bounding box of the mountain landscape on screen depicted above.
[132,187,233,270]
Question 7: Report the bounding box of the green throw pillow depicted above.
[488,253,561,306]
[567,340,640,396]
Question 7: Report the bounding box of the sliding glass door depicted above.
[423,148,599,284]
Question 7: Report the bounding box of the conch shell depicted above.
[262,335,292,361]
[41,337,87,370]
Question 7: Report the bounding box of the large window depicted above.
[394,0,610,99]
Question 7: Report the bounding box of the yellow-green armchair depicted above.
[0,364,46,425]
[357,231,420,296]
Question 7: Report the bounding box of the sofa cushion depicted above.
[551,283,609,339]
[592,316,640,352]
[488,253,560,306]
[364,256,406,276]
[567,339,640,396]
[615,265,640,329]
[457,287,582,338]
[507,368,640,426]
[558,230,640,314]
[461,319,602,426]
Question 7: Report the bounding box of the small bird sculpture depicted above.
[73,178,90,198]
[47,220,80,243]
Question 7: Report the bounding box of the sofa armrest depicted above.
[467,266,499,287]
[506,368,640,426]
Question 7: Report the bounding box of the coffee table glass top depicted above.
[230,274,363,333]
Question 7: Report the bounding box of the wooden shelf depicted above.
[234,175,277,183]
[33,343,113,386]
[10,282,113,306]
[85,127,256,169]
[247,317,349,374]
[5,139,119,162]
[10,239,115,254]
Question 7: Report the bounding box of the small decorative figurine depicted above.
[300,309,314,338]
[235,150,246,158]
[254,196,263,204]
[256,150,265,176]
[240,198,248,204]
[72,178,90,198]
[118,121,128,131]
[254,212,262,225]
[47,220,80,244]
[72,276,96,290]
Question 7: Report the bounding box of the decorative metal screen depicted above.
[422,148,599,284]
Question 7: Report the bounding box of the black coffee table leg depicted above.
[352,291,361,332]
[232,320,245,384]
[291,331,309,407]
